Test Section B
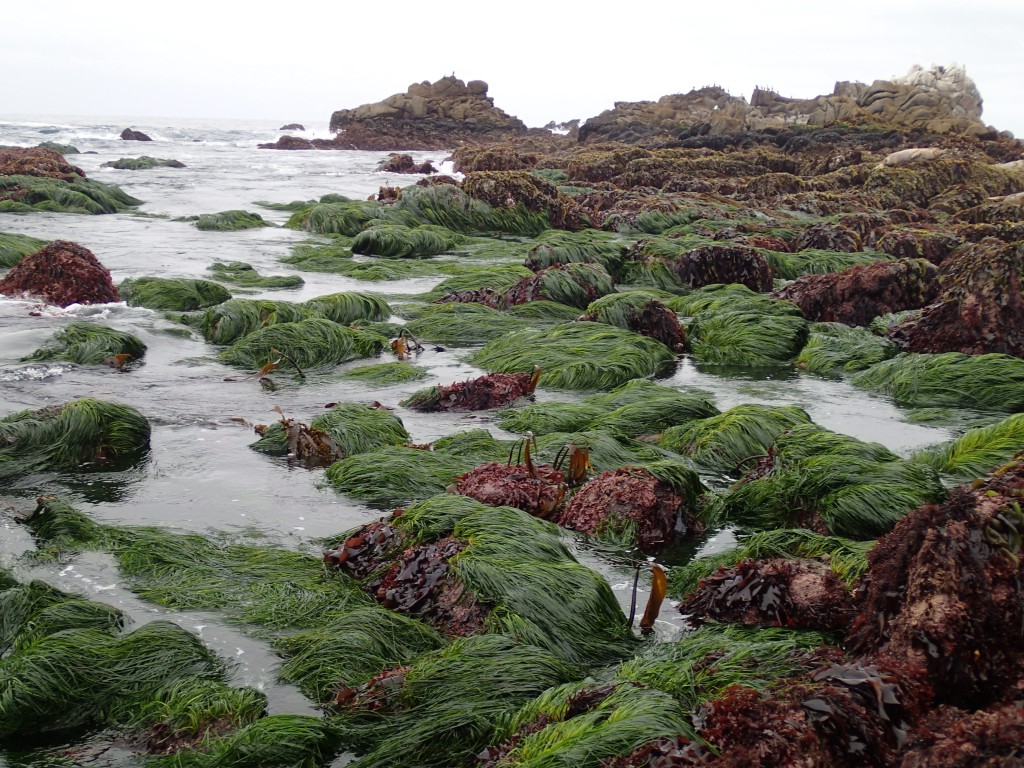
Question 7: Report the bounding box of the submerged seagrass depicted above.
[120,277,231,311]
[24,321,146,365]
[218,318,387,371]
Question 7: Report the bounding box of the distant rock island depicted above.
[260,65,1011,152]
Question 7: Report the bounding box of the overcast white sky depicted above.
[3,1,1022,136]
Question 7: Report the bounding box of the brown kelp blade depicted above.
[639,564,667,634]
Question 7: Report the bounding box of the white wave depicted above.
[0,363,75,382]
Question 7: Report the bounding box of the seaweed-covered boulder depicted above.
[194,210,270,231]
[0,146,84,182]
[218,318,386,372]
[251,402,410,466]
[120,128,152,141]
[462,170,589,231]
[451,460,566,519]
[678,557,855,632]
[847,453,1024,708]
[119,276,230,311]
[901,702,1024,767]
[0,231,48,268]
[324,495,634,665]
[523,229,627,275]
[0,240,119,306]
[23,321,146,367]
[871,228,962,264]
[796,322,899,376]
[401,370,539,412]
[376,153,437,174]
[687,301,809,369]
[194,299,312,345]
[773,258,940,326]
[350,222,463,258]
[793,222,863,252]
[0,398,150,480]
[471,322,677,390]
[625,241,773,292]
[558,466,692,550]
[101,156,186,170]
[578,292,686,351]
[888,238,1024,356]
[497,263,615,310]
[301,291,391,324]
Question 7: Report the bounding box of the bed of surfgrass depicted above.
[275,607,443,703]
[504,300,582,323]
[483,680,694,768]
[218,318,387,372]
[23,321,146,365]
[763,248,888,280]
[206,261,303,289]
[301,291,391,324]
[851,352,1024,411]
[0,231,47,268]
[251,402,410,458]
[722,423,945,538]
[0,174,142,214]
[351,223,465,258]
[326,429,510,508]
[509,262,617,310]
[616,624,831,710]
[392,183,550,236]
[128,677,267,746]
[120,277,231,311]
[342,361,431,386]
[910,413,1024,486]
[101,156,185,170]
[148,714,342,768]
[659,404,812,476]
[330,635,580,768]
[497,379,718,438]
[285,199,389,236]
[524,229,629,275]
[405,302,530,345]
[0,620,226,739]
[193,210,271,231]
[0,398,150,481]
[471,323,677,391]
[666,528,873,598]
[688,307,809,368]
[795,322,899,376]
[664,283,800,318]
[191,299,312,345]
[419,264,534,301]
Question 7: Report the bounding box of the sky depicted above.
[3,0,1023,137]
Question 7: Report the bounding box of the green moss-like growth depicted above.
[251,402,410,458]
[660,404,812,475]
[351,223,465,258]
[343,361,431,385]
[483,681,694,767]
[471,323,677,391]
[796,322,898,376]
[911,413,1024,486]
[331,635,581,768]
[0,398,150,481]
[37,141,80,155]
[218,318,387,372]
[207,261,303,289]
[194,210,271,231]
[23,321,146,365]
[0,231,48,268]
[194,299,313,345]
[524,229,629,276]
[851,352,1024,411]
[326,429,510,507]
[722,423,944,538]
[0,620,225,740]
[0,174,142,214]
[406,302,530,345]
[101,156,186,170]
[764,248,888,280]
[666,528,872,598]
[120,276,231,311]
[301,291,391,324]
[498,378,718,438]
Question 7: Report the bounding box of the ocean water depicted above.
[0,115,953,765]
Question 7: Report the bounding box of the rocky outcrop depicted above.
[120,128,152,141]
[773,258,940,326]
[0,146,85,182]
[0,240,119,306]
[278,123,304,131]
[376,153,437,174]
[579,64,998,145]
[324,76,528,150]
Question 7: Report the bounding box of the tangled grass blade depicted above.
[911,413,1024,486]
[301,292,391,325]
[796,322,898,376]
[120,277,231,311]
[219,318,387,372]
[0,231,48,268]
[196,299,312,345]
[24,321,146,365]
[351,223,464,258]
[251,402,410,458]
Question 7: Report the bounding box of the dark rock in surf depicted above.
[0,240,119,306]
[120,128,152,141]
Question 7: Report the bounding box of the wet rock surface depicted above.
[0,146,85,182]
